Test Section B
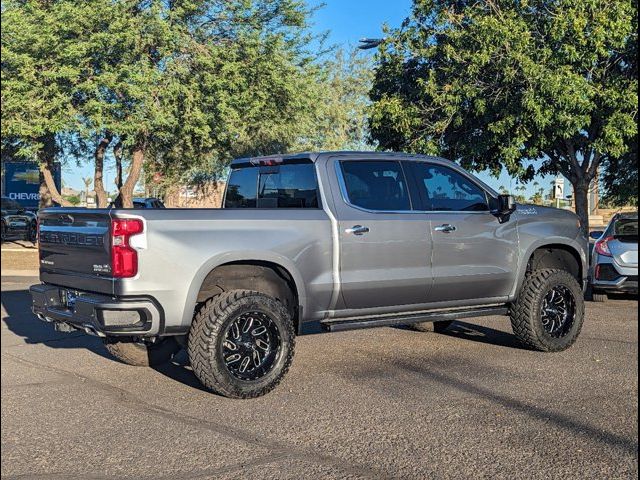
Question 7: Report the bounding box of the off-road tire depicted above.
[408,320,453,333]
[510,269,584,352]
[591,291,608,303]
[188,289,295,399]
[28,221,38,242]
[104,337,181,367]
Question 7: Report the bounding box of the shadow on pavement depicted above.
[441,320,527,350]
[153,350,210,393]
[1,286,208,389]
[395,320,527,350]
[1,239,38,249]
[343,357,638,456]
[394,359,639,455]
[1,288,111,360]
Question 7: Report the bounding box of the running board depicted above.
[321,305,509,332]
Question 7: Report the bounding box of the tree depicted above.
[74,0,324,207]
[299,49,375,151]
[81,177,92,206]
[370,0,637,235]
[600,137,638,207]
[1,1,83,207]
[3,0,327,208]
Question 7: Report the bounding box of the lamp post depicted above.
[358,38,384,50]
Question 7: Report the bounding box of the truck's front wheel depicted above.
[188,290,295,399]
[510,269,584,352]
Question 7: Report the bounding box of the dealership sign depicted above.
[2,161,61,209]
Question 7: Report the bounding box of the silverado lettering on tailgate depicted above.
[39,231,105,247]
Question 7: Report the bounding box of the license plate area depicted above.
[60,289,79,309]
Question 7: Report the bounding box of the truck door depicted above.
[404,161,519,302]
[328,157,434,310]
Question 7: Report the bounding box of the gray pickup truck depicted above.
[31,152,588,398]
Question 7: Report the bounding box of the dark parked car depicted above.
[1,196,38,242]
[108,197,165,209]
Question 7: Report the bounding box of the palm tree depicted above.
[82,177,92,206]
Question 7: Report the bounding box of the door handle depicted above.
[345,225,370,236]
[434,224,456,233]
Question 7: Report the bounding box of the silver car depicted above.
[590,212,638,302]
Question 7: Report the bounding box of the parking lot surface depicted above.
[1,275,638,479]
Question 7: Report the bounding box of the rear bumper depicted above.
[591,277,638,294]
[30,283,163,337]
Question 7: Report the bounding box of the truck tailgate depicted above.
[38,209,114,295]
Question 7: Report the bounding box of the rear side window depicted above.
[612,217,638,237]
[224,163,320,209]
[225,168,257,207]
[410,163,488,211]
[339,161,411,211]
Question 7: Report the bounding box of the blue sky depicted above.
[63,0,558,198]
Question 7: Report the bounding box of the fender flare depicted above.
[510,237,587,299]
[179,250,308,328]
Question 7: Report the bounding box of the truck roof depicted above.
[230,151,448,167]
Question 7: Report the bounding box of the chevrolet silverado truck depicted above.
[30,152,588,398]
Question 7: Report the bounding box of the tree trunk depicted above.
[37,134,69,207]
[113,139,124,191]
[38,174,53,209]
[115,143,144,208]
[572,181,590,238]
[94,132,113,208]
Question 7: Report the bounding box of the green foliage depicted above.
[370,0,637,231]
[1,1,79,157]
[299,49,375,152]
[601,138,638,207]
[64,195,81,206]
[2,0,372,203]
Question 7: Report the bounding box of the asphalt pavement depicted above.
[1,275,638,479]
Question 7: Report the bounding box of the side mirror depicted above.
[493,194,517,222]
[589,231,604,240]
[497,194,517,214]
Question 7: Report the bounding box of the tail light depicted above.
[594,236,614,257]
[111,218,143,278]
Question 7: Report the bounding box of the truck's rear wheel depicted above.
[188,289,295,399]
[510,269,584,352]
[408,320,453,333]
[104,337,181,367]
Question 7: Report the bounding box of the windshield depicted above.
[613,217,638,237]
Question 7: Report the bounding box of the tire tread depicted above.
[510,268,584,352]
[188,290,295,399]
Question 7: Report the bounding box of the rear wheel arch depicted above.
[195,261,301,330]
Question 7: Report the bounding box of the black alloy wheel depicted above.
[221,311,282,381]
[540,285,577,338]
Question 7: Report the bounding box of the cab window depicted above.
[339,161,411,211]
[410,163,489,211]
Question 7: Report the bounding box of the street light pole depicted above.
[358,38,384,50]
